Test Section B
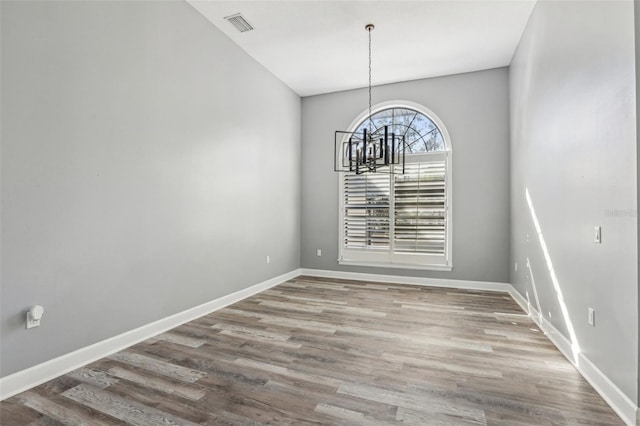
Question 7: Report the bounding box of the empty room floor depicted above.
[0,276,622,425]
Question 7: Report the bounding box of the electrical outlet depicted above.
[594,226,601,243]
[588,307,595,326]
[26,314,40,329]
[26,305,44,329]
[317,249,322,257]
[266,255,270,264]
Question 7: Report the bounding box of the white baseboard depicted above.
[300,268,512,293]
[0,269,302,401]
[508,285,638,426]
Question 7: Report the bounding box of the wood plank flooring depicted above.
[0,276,623,425]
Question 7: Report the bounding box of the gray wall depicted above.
[0,0,301,377]
[301,68,511,283]
[509,0,637,402]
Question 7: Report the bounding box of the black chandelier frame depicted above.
[334,125,407,175]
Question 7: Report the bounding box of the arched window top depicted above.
[353,107,446,154]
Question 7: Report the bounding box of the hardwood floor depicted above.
[0,276,623,425]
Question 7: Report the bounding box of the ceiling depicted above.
[188,1,536,97]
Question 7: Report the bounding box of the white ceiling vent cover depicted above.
[224,13,254,32]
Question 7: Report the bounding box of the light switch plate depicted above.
[594,226,601,243]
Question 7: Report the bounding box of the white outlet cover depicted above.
[317,249,322,256]
[26,305,44,329]
[26,314,41,329]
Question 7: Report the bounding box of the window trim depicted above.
[337,100,453,271]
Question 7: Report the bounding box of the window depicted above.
[339,104,452,270]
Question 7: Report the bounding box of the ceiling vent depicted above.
[224,13,254,32]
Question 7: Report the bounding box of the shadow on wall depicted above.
[525,188,581,365]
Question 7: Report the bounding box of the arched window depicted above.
[353,107,446,153]
[339,102,452,270]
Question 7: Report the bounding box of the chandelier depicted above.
[334,24,406,175]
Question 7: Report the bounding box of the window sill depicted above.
[338,259,453,272]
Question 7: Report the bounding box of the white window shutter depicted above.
[393,160,447,255]
[343,173,390,250]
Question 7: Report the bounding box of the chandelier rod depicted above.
[366,24,374,134]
